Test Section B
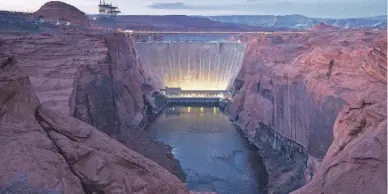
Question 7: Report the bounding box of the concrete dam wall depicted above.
[136,42,247,91]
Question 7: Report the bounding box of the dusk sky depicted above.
[1,0,387,18]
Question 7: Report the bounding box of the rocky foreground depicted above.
[0,32,219,193]
[0,28,187,179]
[228,30,387,193]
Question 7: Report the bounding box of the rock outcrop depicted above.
[33,1,90,27]
[228,30,387,193]
[292,33,387,194]
[0,38,206,194]
[0,40,84,193]
[37,104,188,194]
[0,29,181,179]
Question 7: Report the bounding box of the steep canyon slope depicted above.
[229,30,387,193]
[0,41,197,193]
[0,29,185,179]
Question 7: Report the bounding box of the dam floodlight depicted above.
[136,42,246,95]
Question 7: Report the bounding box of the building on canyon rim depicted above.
[98,0,121,17]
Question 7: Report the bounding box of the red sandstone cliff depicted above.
[0,42,187,193]
[0,40,84,193]
[292,34,387,194]
[228,30,387,193]
[0,31,215,194]
[33,1,90,27]
[0,28,185,180]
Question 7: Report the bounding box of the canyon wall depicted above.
[136,42,247,91]
[292,34,387,194]
[3,30,163,135]
[0,29,189,179]
[0,42,195,193]
[229,31,387,193]
[72,32,149,135]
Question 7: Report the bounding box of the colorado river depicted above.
[146,106,268,194]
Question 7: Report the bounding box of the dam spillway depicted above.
[136,42,247,92]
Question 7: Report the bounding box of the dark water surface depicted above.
[146,106,268,194]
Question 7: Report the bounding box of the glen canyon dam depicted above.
[136,42,246,92]
[0,1,386,194]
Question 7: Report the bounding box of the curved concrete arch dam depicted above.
[136,42,247,96]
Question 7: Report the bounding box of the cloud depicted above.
[148,2,195,9]
[148,2,234,10]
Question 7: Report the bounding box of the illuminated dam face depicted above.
[136,42,247,93]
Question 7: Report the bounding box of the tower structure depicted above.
[98,0,121,17]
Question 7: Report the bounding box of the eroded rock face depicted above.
[229,30,387,193]
[0,40,84,193]
[0,37,205,194]
[73,32,152,135]
[37,104,189,194]
[33,1,90,27]
[1,29,107,115]
[0,29,181,180]
[292,33,387,194]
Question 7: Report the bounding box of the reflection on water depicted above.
[146,106,268,194]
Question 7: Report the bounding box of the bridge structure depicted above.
[124,30,306,35]
[119,29,306,43]
[160,88,232,106]
[167,97,221,107]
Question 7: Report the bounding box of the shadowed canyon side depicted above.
[0,29,187,180]
[136,43,247,91]
[0,41,198,193]
[227,31,387,193]
[0,39,84,194]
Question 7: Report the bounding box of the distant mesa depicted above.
[310,23,339,32]
[33,1,90,27]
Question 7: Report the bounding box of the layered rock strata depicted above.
[228,30,387,193]
[0,38,213,194]
[0,29,182,179]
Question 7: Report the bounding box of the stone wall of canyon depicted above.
[0,41,195,193]
[0,29,188,180]
[228,31,387,193]
[2,29,164,134]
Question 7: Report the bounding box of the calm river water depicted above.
[146,106,268,194]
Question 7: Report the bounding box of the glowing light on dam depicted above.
[136,42,247,91]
